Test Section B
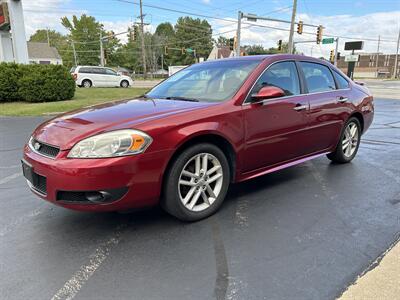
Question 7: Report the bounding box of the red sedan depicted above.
[22,55,374,221]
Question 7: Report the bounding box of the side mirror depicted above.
[251,86,285,101]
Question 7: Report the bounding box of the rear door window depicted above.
[248,61,300,99]
[300,62,336,93]
[79,67,92,74]
[333,70,350,89]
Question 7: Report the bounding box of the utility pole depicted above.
[393,28,400,79]
[46,27,50,47]
[236,11,242,57]
[100,31,104,66]
[375,35,380,78]
[288,0,297,54]
[334,37,339,66]
[71,41,77,66]
[139,0,147,79]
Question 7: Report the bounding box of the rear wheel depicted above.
[162,143,230,221]
[327,117,361,163]
[82,79,92,88]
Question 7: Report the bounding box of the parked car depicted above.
[23,55,374,221]
[70,66,134,88]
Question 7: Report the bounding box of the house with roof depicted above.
[27,42,62,65]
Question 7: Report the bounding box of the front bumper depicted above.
[23,144,173,212]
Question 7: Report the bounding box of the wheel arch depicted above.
[162,132,237,187]
[349,111,364,132]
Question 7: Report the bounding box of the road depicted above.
[1,98,399,300]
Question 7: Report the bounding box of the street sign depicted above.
[345,54,359,62]
[344,41,364,51]
[186,48,194,53]
[322,38,334,44]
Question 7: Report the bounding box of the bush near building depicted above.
[0,63,75,103]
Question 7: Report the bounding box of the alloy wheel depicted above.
[178,153,223,212]
[342,122,359,157]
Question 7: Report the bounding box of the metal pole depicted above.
[288,0,297,54]
[161,53,164,71]
[46,27,50,47]
[334,37,339,66]
[393,28,400,79]
[71,41,77,66]
[100,31,104,66]
[139,0,147,79]
[236,11,242,57]
[375,35,380,78]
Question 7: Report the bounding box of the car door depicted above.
[91,67,108,87]
[242,60,310,172]
[298,61,344,153]
[105,68,121,87]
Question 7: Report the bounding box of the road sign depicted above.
[322,38,334,44]
[345,54,359,62]
[186,48,194,53]
[344,41,364,51]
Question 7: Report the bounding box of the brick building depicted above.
[337,53,399,78]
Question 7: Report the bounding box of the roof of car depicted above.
[202,54,327,64]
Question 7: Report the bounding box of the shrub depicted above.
[0,63,21,102]
[0,63,75,103]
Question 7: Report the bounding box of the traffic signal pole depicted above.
[100,31,104,66]
[334,37,339,66]
[288,0,297,54]
[236,11,242,57]
[393,28,400,79]
[139,0,147,79]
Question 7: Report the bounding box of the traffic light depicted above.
[316,25,323,44]
[337,52,341,60]
[134,26,139,39]
[278,39,282,51]
[164,46,168,56]
[297,21,303,34]
[229,37,235,50]
[181,47,186,55]
[329,50,335,63]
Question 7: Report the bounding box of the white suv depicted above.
[71,66,134,88]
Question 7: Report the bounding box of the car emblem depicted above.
[34,142,41,151]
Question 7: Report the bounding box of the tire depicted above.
[162,143,231,222]
[82,79,92,88]
[327,117,361,163]
[120,80,129,88]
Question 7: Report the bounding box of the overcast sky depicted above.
[22,0,400,59]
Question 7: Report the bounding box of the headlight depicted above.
[68,129,152,158]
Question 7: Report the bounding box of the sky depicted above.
[22,0,400,59]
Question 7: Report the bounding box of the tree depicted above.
[215,36,230,47]
[61,14,120,67]
[155,22,174,38]
[244,44,269,55]
[29,29,68,49]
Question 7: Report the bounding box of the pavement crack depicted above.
[211,218,229,300]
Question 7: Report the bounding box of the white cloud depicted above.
[213,11,400,59]
[202,0,211,4]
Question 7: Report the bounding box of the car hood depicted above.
[33,98,214,150]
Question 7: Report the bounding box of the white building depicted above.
[27,42,62,65]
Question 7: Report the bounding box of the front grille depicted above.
[33,173,47,194]
[30,138,60,158]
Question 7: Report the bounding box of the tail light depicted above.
[72,73,77,81]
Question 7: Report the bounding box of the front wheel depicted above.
[162,143,230,221]
[120,80,129,88]
[327,117,361,163]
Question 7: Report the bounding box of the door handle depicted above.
[293,104,307,111]
[337,96,348,103]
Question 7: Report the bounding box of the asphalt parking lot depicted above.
[1,97,399,300]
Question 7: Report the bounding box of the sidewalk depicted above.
[339,239,400,300]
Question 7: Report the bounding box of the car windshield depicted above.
[146,60,261,102]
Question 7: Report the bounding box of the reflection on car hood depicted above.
[33,97,214,150]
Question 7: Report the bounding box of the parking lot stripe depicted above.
[50,223,128,300]
[0,172,22,185]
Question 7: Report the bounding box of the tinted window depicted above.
[146,60,260,102]
[333,70,349,89]
[79,67,92,74]
[249,61,300,98]
[300,62,336,93]
[105,69,117,75]
[92,68,106,74]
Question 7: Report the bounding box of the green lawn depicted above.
[0,87,149,116]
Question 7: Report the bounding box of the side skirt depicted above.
[237,150,331,183]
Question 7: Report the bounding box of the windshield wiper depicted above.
[163,96,199,102]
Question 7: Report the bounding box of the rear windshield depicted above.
[70,66,76,73]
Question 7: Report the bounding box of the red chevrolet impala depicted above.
[22,55,374,221]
